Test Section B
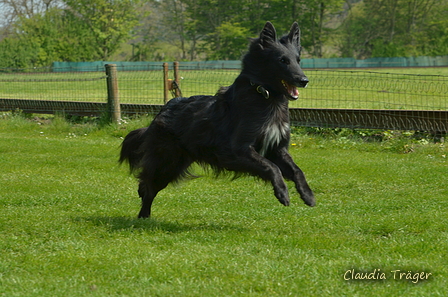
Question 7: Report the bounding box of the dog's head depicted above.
[243,22,308,100]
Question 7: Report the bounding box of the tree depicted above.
[206,21,250,60]
[0,36,39,68]
[187,0,243,59]
[0,7,76,68]
[0,6,108,67]
[126,0,346,60]
[15,8,101,64]
[300,0,345,57]
[338,1,379,58]
[0,0,62,30]
[157,0,192,60]
[420,1,448,56]
[338,0,448,58]
[0,0,143,67]
[64,0,142,60]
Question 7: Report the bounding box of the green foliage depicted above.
[339,0,448,58]
[1,0,448,65]
[64,0,142,61]
[299,0,346,57]
[370,40,407,58]
[1,114,447,295]
[0,1,142,68]
[13,8,100,66]
[204,22,251,60]
[0,9,91,68]
[130,0,346,61]
[0,36,39,69]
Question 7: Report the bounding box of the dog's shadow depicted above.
[76,216,247,234]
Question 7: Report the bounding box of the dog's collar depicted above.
[250,82,270,99]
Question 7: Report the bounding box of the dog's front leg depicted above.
[228,147,290,206]
[268,148,315,207]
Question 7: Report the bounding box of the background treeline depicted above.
[0,0,447,68]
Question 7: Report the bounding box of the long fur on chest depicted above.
[258,103,290,156]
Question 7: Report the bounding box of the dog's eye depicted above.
[280,57,290,65]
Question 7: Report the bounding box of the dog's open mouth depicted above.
[281,80,299,100]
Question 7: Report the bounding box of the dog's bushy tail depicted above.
[119,127,147,173]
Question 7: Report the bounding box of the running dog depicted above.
[120,21,315,218]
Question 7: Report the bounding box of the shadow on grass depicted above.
[75,216,248,234]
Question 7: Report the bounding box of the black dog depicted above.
[120,21,315,218]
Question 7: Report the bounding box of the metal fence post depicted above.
[105,64,121,123]
[163,63,169,104]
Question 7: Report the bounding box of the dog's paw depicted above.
[281,198,291,206]
[138,210,150,218]
[275,189,290,206]
[301,193,316,207]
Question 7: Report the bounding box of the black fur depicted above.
[120,22,315,218]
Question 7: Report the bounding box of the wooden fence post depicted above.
[163,62,169,104]
[105,64,121,123]
[173,61,181,97]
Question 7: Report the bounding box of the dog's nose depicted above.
[298,77,309,88]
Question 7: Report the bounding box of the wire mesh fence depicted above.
[0,66,164,105]
[174,66,448,111]
[298,70,447,110]
[1,65,447,109]
[0,64,447,131]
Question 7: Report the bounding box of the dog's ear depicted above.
[259,21,277,48]
[288,22,301,47]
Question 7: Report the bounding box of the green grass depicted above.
[1,67,447,110]
[0,113,447,296]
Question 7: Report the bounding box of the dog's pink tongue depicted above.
[290,86,299,98]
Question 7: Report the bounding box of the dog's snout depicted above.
[298,77,309,88]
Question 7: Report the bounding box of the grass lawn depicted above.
[0,113,447,296]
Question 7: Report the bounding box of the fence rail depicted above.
[290,108,448,132]
[2,99,446,132]
[1,63,447,132]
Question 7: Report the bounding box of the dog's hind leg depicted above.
[268,148,315,206]
[137,153,192,218]
[137,180,159,218]
[137,180,158,218]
